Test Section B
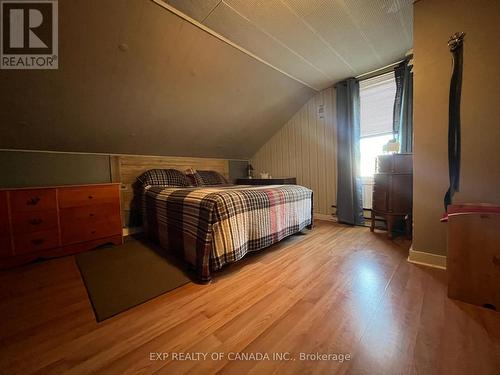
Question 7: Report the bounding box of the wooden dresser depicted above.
[370,154,413,238]
[0,183,122,268]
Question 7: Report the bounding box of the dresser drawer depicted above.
[0,236,12,258]
[13,229,59,255]
[1,184,122,267]
[10,189,57,213]
[58,185,119,208]
[1,192,13,257]
[376,155,393,173]
[372,189,389,212]
[61,215,122,246]
[11,210,59,234]
[390,174,413,213]
[0,191,9,238]
[376,154,413,173]
[394,155,413,174]
[59,203,120,225]
[372,174,389,212]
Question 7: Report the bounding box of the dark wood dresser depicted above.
[0,183,122,268]
[370,154,413,238]
[236,177,297,185]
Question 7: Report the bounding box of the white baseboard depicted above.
[122,226,143,236]
[407,246,447,270]
[314,213,335,222]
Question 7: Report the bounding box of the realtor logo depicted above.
[1,0,58,69]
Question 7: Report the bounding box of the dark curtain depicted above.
[336,78,364,225]
[393,60,413,152]
[444,32,465,211]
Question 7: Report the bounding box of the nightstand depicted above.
[235,177,297,185]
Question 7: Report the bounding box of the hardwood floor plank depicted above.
[0,221,498,375]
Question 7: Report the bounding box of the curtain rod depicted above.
[355,59,405,80]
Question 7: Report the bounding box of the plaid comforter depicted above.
[142,184,313,281]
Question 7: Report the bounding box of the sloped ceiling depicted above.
[165,0,413,90]
[1,0,413,159]
[0,0,314,159]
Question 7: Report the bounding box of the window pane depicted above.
[359,72,396,137]
[360,134,393,177]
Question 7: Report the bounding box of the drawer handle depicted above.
[29,218,43,225]
[31,238,44,245]
[27,197,40,206]
[88,195,94,199]
[91,230,96,234]
[493,256,500,267]
[89,213,95,217]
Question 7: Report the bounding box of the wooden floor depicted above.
[0,221,499,375]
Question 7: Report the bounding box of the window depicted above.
[359,72,397,177]
[359,72,397,210]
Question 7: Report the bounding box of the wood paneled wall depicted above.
[251,87,336,215]
[114,154,229,227]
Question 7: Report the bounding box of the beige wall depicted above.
[413,0,500,255]
[251,88,336,215]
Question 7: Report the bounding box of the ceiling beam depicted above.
[149,0,319,91]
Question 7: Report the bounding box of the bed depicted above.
[138,169,313,281]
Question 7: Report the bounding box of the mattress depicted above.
[142,184,313,281]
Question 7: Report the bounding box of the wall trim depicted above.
[0,148,250,162]
[407,246,447,270]
[149,0,318,91]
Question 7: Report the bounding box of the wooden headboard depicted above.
[111,154,229,227]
